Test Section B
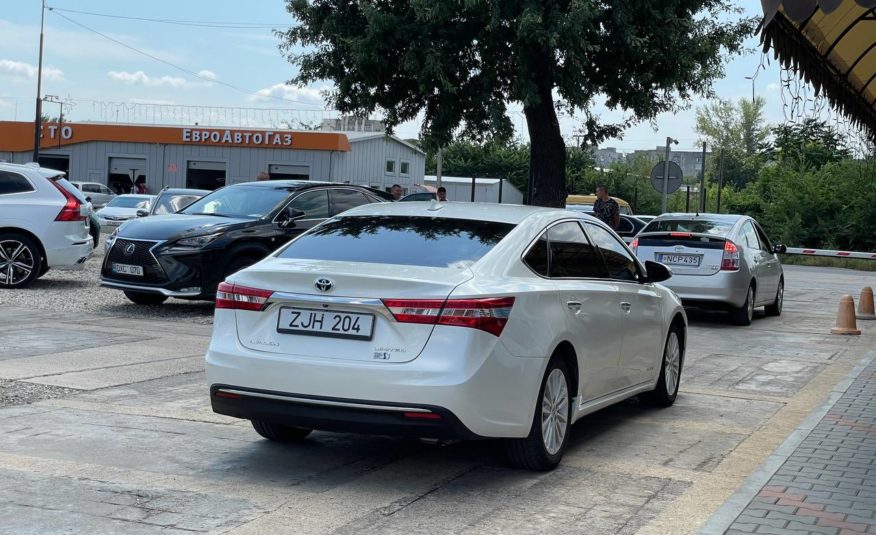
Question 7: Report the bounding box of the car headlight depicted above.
[105,227,119,244]
[174,233,222,248]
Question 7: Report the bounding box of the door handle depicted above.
[566,300,582,312]
[620,302,632,313]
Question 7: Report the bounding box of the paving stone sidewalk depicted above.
[724,357,876,535]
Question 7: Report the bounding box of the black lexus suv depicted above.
[100,181,387,305]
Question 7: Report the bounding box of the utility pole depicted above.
[698,141,707,213]
[716,149,725,213]
[661,136,678,214]
[32,0,46,163]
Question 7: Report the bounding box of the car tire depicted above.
[730,283,755,326]
[505,358,572,471]
[0,233,42,289]
[765,279,783,317]
[251,420,312,442]
[641,326,683,407]
[123,290,168,305]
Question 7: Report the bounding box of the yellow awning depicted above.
[761,0,876,138]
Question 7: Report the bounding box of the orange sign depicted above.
[0,121,352,152]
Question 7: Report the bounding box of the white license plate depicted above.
[277,307,374,341]
[658,253,701,266]
[111,263,144,276]
[104,221,121,227]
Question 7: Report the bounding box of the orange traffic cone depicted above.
[831,295,861,335]
[857,287,875,321]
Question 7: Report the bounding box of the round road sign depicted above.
[650,161,684,194]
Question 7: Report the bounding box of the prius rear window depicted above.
[278,215,515,269]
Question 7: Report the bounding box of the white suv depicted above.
[0,163,94,288]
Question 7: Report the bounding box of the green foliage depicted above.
[723,159,876,251]
[280,0,756,206]
[769,119,851,170]
[695,96,769,189]
[425,140,530,192]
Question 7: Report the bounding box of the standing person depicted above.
[436,186,447,202]
[592,185,620,230]
[257,171,269,181]
[391,184,403,201]
[134,177,147,194]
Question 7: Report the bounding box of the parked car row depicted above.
[2,164,790,471]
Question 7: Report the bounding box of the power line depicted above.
[46,6,294,29]
[46,9,323,109]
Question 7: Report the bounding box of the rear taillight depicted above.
[721,240,740,271]
[382,296,516,337]
[49,180,86,221]
[215,282,273,311]
[630,237,639,253]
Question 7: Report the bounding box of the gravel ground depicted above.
[0,243,215,324]
[0,379,78,407]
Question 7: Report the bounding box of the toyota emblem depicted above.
[314,278,333,292]
[124,243,136,255]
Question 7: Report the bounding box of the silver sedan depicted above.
[631,213,786,325]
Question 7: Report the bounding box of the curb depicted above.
[697,345,876,535]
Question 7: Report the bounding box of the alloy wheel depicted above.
[0,240,35,287]
[777,284,784,312]
[541,368,569,456]
[664,331,681,396]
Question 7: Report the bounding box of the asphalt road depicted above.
[0,265,873,534]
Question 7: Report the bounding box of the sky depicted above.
[0,0,796,153]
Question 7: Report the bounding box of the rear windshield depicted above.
[642,219,734,236]
[277,215,515,269]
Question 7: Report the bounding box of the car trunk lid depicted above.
[635,232,728,276]
[231,258,472,363]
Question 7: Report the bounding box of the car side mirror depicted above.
[136,209,149,217]
[279,207,306,227]
[644,260,672,283]
[773,244,787,254]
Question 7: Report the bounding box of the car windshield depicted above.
[181,186,289,218]
[106,196,149,208]
[152,194,203,215]
[277,215,516,269]
[643,218,735,236]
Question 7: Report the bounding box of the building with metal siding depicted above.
[0,121,424,194]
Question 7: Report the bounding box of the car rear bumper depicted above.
[45,237,93,269]
[210,386,483,440]
[205,315,547,439]
[663,270,750,308]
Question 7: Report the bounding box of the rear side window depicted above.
[0,171,35,195]
[288,190,330,219]
[278,216,515,269]
[523,233,549,276]
[547,222,606,278]
[585,223,641,282]
[330,189,373,215]
[643,219,734,236]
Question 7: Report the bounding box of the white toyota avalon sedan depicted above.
[206,202,687,470]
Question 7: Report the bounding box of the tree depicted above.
[279,1,755,207]
[769,119,850,170]
[695,96,769,189]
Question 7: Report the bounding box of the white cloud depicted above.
[767,82,780,91]
[0,59,64,81]
[108,70,188,88]
[196,69,218,81]
[129,98,177,105]
[250,83,326,105]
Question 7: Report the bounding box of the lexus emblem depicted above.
[124,243,136,255]
[314,278,333,292]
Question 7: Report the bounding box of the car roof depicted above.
[0,162,66,178]
[653,213,744,223]
[114,194,154,199]
[158,188,210,195]
[233,180,333,190]
[337,201,587,225]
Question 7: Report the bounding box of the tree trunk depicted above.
[524,84,566,208]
